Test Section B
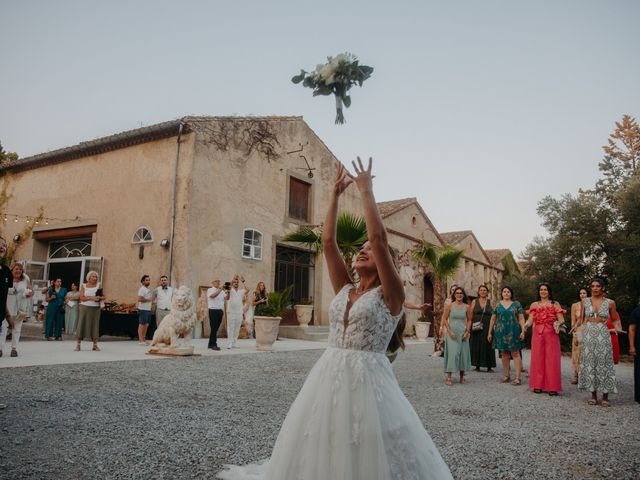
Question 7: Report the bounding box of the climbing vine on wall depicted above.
[191,118,281,163]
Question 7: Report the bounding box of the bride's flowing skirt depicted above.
[217,347,452,480]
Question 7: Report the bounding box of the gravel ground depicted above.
[1,344,638,480]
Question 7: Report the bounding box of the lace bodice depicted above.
[328,284,403,353]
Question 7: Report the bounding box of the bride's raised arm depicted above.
[322,162,354,294]
[350,157,404,315]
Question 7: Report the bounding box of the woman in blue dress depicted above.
[45,278,67,340]
[487,286,526,385]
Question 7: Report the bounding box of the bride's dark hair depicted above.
[384,245,405,354]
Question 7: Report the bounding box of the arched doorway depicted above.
[423,274,435,337]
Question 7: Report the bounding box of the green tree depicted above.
[596,114,640,207]
[523,115,640,351]
[0,142,19,164]
[412,241,464,353]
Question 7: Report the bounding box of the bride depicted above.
[218,158,452,479]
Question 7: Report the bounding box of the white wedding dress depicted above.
[217,284,452,480]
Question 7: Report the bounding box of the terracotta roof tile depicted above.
[376,197,416,218]
[439,230,474,246]
[485,249,511,266]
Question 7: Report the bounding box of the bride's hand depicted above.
[350,156,374,192]
[333,163,354,197]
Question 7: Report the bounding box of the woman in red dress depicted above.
[607,311,621,365]
[523,283,565,396]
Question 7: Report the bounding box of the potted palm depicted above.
[282,212,368,278]
[294,297,314,327]
[413,241,463,354]
[254,286,293,351]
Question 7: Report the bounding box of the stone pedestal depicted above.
[148,345,195,356]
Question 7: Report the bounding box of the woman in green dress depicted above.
[64,282,80,336]
[487,286,526,385]
[441,286,472,385]
[469,284,495,372]
[45,278,67,340]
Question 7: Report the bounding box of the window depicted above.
[132,226,153,244]
[49,239,92,258]
[288,177,311,222]
[243,229,263,260]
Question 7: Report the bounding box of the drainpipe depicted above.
[168,121,184,284]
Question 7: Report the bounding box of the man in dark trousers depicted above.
[0,237,13,409]
[0,237,14,341]
[206,278,226,351]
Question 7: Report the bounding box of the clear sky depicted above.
[2,0,639,256]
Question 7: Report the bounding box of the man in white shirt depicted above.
[226,274,246,349]
[137,275,153,345]
[154,275,173,329]
[207,278,225,351]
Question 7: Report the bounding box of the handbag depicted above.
[472,300,488,331]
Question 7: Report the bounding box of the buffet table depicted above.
[99,311,157,339]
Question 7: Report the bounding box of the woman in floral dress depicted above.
[487,286,526,386]
[572,277,619,406]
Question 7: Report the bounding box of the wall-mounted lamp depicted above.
[13,234,21,242]
[160,239,170,248]
[139,245,144,259]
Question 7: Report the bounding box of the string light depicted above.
[0,212,81,225]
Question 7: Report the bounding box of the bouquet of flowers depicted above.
[291,52,373,124]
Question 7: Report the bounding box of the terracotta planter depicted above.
[415,321,431,342]
[254,315,281,351]
[294,304,314,327]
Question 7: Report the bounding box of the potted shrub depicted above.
[294,297,314,327]
[253,286,292,351]
[415,314,431,342]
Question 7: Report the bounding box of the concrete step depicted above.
[279,325,329,342]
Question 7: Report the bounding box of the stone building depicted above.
[0,116,363,326]
[438,231,506,300]
[1,116,518,336]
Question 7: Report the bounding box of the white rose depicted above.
[319,64,337,83]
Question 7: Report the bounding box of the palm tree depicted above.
[413,240,464,353]
[282,212,368,272]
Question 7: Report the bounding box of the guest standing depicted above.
[607,310,621,365]
[573,277,618,407]
[76,271,104,351]
[154,275,173,328]
[2,263,32,357]
[45,278,67,340]
[628,300,640,404]
[137,275,153,345]
[441,287,471,385]
[252,282,268,315]
[226,274,246,348]
[64,283,80,336]
[487,286,526,386]
[469,285,495,372]
[207,278,225,350]
[570,288,588,384]
[523,283,564,395]
[0,238,12,352]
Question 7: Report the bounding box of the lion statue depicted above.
[149,285,196,354]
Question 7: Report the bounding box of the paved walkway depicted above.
[0,336,330,368]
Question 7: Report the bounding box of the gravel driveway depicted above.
[1,344,638,479]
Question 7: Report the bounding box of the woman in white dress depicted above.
[2,263,33,357]
[217,158,452,480]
